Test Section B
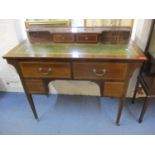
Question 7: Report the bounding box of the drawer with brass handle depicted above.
[73,62,128,80]
[19,61,71,78]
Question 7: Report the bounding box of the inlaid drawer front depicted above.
[73,62,128,80]
[20,62,71,78]
[25,79,46,93]
[103,82,125,97]
[53,34,74,43]
[76,34,98,43]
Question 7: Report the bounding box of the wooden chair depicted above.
[132,19,155,123]
[132,73,154,123]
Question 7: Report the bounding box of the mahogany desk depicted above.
[3,40,147,125]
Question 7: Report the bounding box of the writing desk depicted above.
[3,40,146,125]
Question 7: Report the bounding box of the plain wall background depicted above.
[0,19,26,92]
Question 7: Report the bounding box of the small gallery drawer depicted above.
[53,34,74,43]
[73,62,128,80]
[28,31,52,43]
[103,82,125,97]
[76,34,98,43]
[25,79,46,93]
[20,61,71,78]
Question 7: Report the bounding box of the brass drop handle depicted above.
[47,68,52,72]
[38,67,52,75]
[93,68,106,77]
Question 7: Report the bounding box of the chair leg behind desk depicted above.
[131,76,150,123]
[139,97,150,123]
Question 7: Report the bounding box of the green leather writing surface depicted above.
[15,43,138,57]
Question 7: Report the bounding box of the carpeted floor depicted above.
[0,92,155,135]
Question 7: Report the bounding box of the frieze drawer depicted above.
[73,62,128,80]
[19,61,71,78]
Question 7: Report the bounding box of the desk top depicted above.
[4,40,147,61]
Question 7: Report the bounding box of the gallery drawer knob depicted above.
[93,68,106,77]
[85,37,88,40]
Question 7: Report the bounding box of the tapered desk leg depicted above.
[139,97,150,123]
[25,93,39,120]
[132,79,139,104]
[116,97,125,126]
